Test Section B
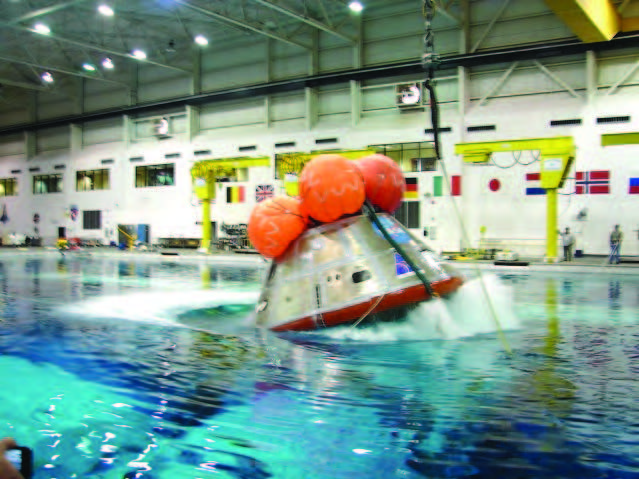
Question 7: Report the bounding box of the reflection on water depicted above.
[0,258,638,478]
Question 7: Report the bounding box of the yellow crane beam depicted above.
[545,0,620,42]
[455,137,576,262]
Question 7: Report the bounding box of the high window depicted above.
[0,178,17,196]
[83,210,102,230]
[77,169,110,191]
[394,202,420,229]
[135,164,175,188]
[33,174,62,194]
[369,142,436,172]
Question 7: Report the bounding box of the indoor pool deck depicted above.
[0,247,637,275]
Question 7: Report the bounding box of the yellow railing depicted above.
[117,227,137,250]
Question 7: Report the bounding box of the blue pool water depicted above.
[1,255,639,478]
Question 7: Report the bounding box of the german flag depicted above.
[226,185,246,203]
[404,177,418,200]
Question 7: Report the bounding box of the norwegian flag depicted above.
[576,170,610,194]
[255,184,274,203]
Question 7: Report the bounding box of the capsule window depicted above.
[352,270,372,283]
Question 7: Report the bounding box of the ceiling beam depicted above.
[174,0,310,50]
[0,54,128,86]
[1,22,191,74]
[544,0,620,42]
[251,0,355,43]
[7,0,88,25]
[0,77,49,91]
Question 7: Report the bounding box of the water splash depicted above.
[61,290,260,327]
[325,274,520,342]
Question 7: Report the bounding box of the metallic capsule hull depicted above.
[256,213,464,332]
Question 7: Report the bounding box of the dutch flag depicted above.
[525,173,545,196]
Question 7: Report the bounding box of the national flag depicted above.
[405,177,418,200]
[451,175,462,196]
[525,172,545,196]
[255,184,274,203]
[576,170,609,195]
[226,185,246,203]
[432,175,461,197]
[629,177,639,194]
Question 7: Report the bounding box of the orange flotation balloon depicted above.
[355,154,406,213]
[248,196,308,259]
[299,154,365,223]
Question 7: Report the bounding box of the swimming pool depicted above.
[1,255,639,478]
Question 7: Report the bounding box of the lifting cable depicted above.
[422,0,511,355]
[363,200,436,298]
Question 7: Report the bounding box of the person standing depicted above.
[559,227,575,262]
[609,225,623,264]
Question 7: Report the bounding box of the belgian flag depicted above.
[226,185,246,203]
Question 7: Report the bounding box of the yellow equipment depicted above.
[191,156,270,252]
[455,137,575,262]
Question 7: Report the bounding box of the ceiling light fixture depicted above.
[98,4,114,16]
[348,1,363,12]
[102,57,114,69]
[194,35,208,46]
[41,72,54,83]
[131,49,146,60]
[83,63,96,71]
[34,23,50,34]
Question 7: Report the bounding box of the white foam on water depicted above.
[325,273,520,342]
[61,290,260,327]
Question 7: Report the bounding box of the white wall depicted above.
[1,79,638,257]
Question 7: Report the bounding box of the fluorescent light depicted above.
[348,1,363,12]
[41,72,54,83]
[34,23,50,34]
[82,63,96,71]
[131,49,146,60]
[98,4,114,16]
[194,34,208,46]
[102,57,114,69]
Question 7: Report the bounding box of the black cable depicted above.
[362,200,436,297]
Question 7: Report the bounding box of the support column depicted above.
[193,49,202,95]
[187,105,200,141]
[546,188,559,262]
[70,123,82,154]
[351,13,363,127]
[305,88,318,130]
[264,96,271,128]
[123,114,133,146]
[306,31,319,130]
[586,50,597,106]
[25,91,37,159]
[129,64,139,105]
[199,197,211,252]
[350,80,361,127]
[24,131,36,159]
[265,39,271,128]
